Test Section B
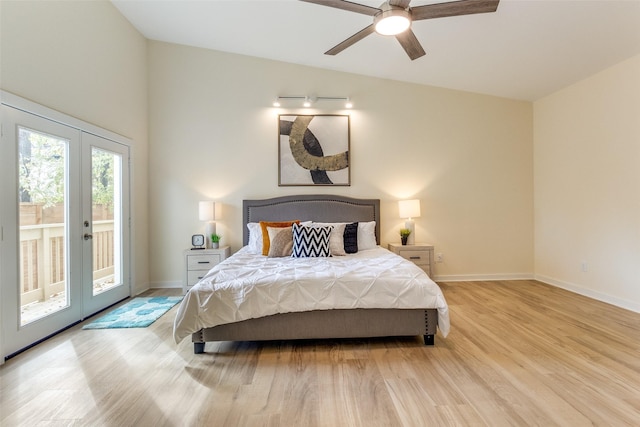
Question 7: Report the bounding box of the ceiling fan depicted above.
[301,0,500,60]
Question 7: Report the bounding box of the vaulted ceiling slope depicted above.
[112,0,640,101]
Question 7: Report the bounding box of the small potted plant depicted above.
[400,228,411,245]
[210,233,221,249]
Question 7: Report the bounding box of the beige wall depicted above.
[534,54,640,311]
[148,41,534,286]
[0,0,149,293]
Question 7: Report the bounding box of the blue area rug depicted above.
[82,296,183,329]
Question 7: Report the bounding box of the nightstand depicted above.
[183,246,230,294]
[387,243,434,277]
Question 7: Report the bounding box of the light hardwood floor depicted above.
[1,280,640,426]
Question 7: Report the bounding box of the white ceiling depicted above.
[111,0,640,101]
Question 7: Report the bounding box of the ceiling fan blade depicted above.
[325,24,376,55]
[389,0,412,8]
[395,29,426,60]
[300,0,379,16]
[411,0,499,21]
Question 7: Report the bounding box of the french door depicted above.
[1,103,131,358]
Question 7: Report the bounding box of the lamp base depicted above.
[405,219,415,245]
[205,221,216,249]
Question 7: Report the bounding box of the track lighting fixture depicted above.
[272,95,353,109]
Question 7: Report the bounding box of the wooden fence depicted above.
[20,221,115,305]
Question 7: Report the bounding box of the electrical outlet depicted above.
[436,253,444,263]
[581,261,588,272]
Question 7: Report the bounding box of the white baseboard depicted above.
[148,281,182,289]
[131,281,150,296]
[535,275,640,314]
[433,273,534,282]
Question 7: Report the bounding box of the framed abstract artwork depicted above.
[278,114,350,186]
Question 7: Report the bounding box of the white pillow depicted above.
[312,222,347,256]
[357,221,377,250]
[246,222,262,253]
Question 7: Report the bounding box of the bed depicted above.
[173,194,450,354]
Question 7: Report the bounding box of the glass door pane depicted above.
[18,127,70,326]
[91,147,121,296]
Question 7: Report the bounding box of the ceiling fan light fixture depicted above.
[374,8,411,36]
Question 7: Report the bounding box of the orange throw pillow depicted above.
[259,220,300,256]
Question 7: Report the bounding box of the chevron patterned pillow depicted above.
[291,223,332,258]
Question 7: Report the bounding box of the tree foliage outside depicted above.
[18,128,65,207]
[91,147,115,209]
[18,128,115,211]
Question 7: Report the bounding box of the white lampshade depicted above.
[398,199,421,219]
[198,201,215,221]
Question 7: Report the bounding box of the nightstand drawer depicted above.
[186,254,221,269]
[184,247,230,294]
[187,270,209,286]
[387,243,434,278]
[422,265,432,276]
[397,250,431,266]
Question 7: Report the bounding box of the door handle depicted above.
[84,233,93,240]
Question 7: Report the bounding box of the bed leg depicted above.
[194,342,205,354]
[424,334,435,346]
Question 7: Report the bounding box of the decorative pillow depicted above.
[260,220,300,256]
[343,222,358,254]
[267,226,293,257]
[312,222,346,256]
[357,221,377,250]
[246,223,262,253]
[291,223,332,258]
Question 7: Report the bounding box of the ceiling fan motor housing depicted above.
[374,5,412,36]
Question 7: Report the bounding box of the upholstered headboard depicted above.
[243,195,381,246]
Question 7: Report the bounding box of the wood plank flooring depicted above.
[1,280,640,426]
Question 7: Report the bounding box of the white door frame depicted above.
[1,105,84,355]
[1,91,134,360]
[81,133,131,317]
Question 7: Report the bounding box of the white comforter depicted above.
[173,246,450,343]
